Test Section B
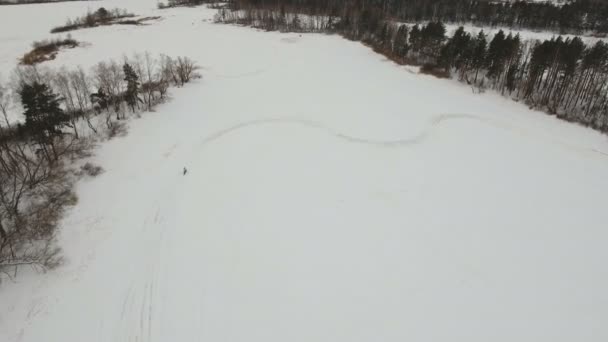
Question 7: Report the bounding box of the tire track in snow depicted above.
[115,202,167,342]
[197,115,608,159]
[208,68,268,79]
[198,114,491,148]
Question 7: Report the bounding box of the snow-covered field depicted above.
[0,0,157,73]
[1,1,608,341]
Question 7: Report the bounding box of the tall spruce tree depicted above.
[394,25,410,58]
[472,31,488,83]
[123,63,141,113]
[486,30,507,79]
[19,82,68,161]
[409,24,422,54]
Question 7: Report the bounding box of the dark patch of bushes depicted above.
[115,16,162,26]
[157,0,212,9]
[0,0,93,5]
[20,37,79,65]
[50,7,136,33]
[419,63,450,79]
[79,162,104,177]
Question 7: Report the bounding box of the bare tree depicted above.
[0,77,11,129]
[141,52,159,111]
[53,68,80,138]
[69,67,97,134]
[175,56,201,86]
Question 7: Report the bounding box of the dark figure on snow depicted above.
[183,167,188,175]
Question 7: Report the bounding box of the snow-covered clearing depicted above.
[0,0,156,82]
[1,1,608,341]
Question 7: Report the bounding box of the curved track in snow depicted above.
[198,114,487,148]
[197,114,608,158]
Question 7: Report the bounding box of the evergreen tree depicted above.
[95,7,109,22]
[439,26,470,69]
[19,82,68,161]
[394,25,410,58]
[409,24,422,54]
[420,22,446,60]
[472,31,487,83]
[375,22,392,49]
[486,30,507,79]
[123,63,140,113]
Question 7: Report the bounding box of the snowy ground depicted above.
[1,1,608,341]
[0,0,161,85]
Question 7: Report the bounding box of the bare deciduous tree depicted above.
[175,56,201,86]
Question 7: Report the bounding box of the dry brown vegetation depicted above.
[419,63,451,79]
[50,7,136,33]
[20,37,79,66]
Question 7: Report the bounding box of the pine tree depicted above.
[19,82,68,161]
[409,24,421,54]
[469,31,487,83]
[486,30,507,79]
[377,22,389,48]
[420,22,446,60]
[123,63,140,113]
[394,25,410,58]
[439,26,470,69]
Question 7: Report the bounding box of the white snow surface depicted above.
[1,1,608,342]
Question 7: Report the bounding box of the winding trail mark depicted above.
[199,114,489,148]
[196,115,608,159]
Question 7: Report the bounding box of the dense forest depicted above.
[217,0,608,132]
[228,0,608,34]
[0,0,92,5]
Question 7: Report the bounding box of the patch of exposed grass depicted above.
[20,37,79,65]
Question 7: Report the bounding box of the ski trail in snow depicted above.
[198,114,495,148]
[208,68,268,79]
[197,115,608,158]
[113,200,168,342]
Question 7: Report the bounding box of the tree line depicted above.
[228,0,608,34]
[158,0,214,9]
[0,53,200,280]
[0,0,92,5]
[217,2,608,132]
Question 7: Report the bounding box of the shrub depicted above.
[419,63,450,79]
[107,120,127,139]
[79,162,104,177]
[21,37,79,65]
